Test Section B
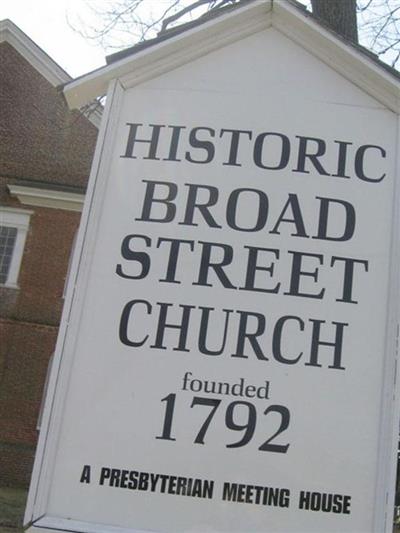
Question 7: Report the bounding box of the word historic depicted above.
[121,122,386,182]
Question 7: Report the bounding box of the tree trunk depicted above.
[310,0,358,43]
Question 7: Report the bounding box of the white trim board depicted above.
[8,184,85,212]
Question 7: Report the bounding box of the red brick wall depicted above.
[0,39,97,487]
[0,320,58,486]
[0,442,35,488]
[6,207,80,325]
[0,320,58,442]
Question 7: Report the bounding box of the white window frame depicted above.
[0,206,33,288]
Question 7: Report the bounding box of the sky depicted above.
[0,0,197,78]
[0,0,109,77]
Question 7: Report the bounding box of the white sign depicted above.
[26,8,400,533]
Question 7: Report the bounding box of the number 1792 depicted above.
[156,394,290,453]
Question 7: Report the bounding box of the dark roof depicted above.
[105,0,399,81]
[106,0,255,64]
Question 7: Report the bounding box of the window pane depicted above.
[0,226,17,284]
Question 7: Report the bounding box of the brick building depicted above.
[0,19,98,487]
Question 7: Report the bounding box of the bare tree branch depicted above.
[161,0,217,31]
[68,0,399,69]
[357,0,399,67]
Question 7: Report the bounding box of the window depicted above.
[0,207,32,287]
[0,226,18,283]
